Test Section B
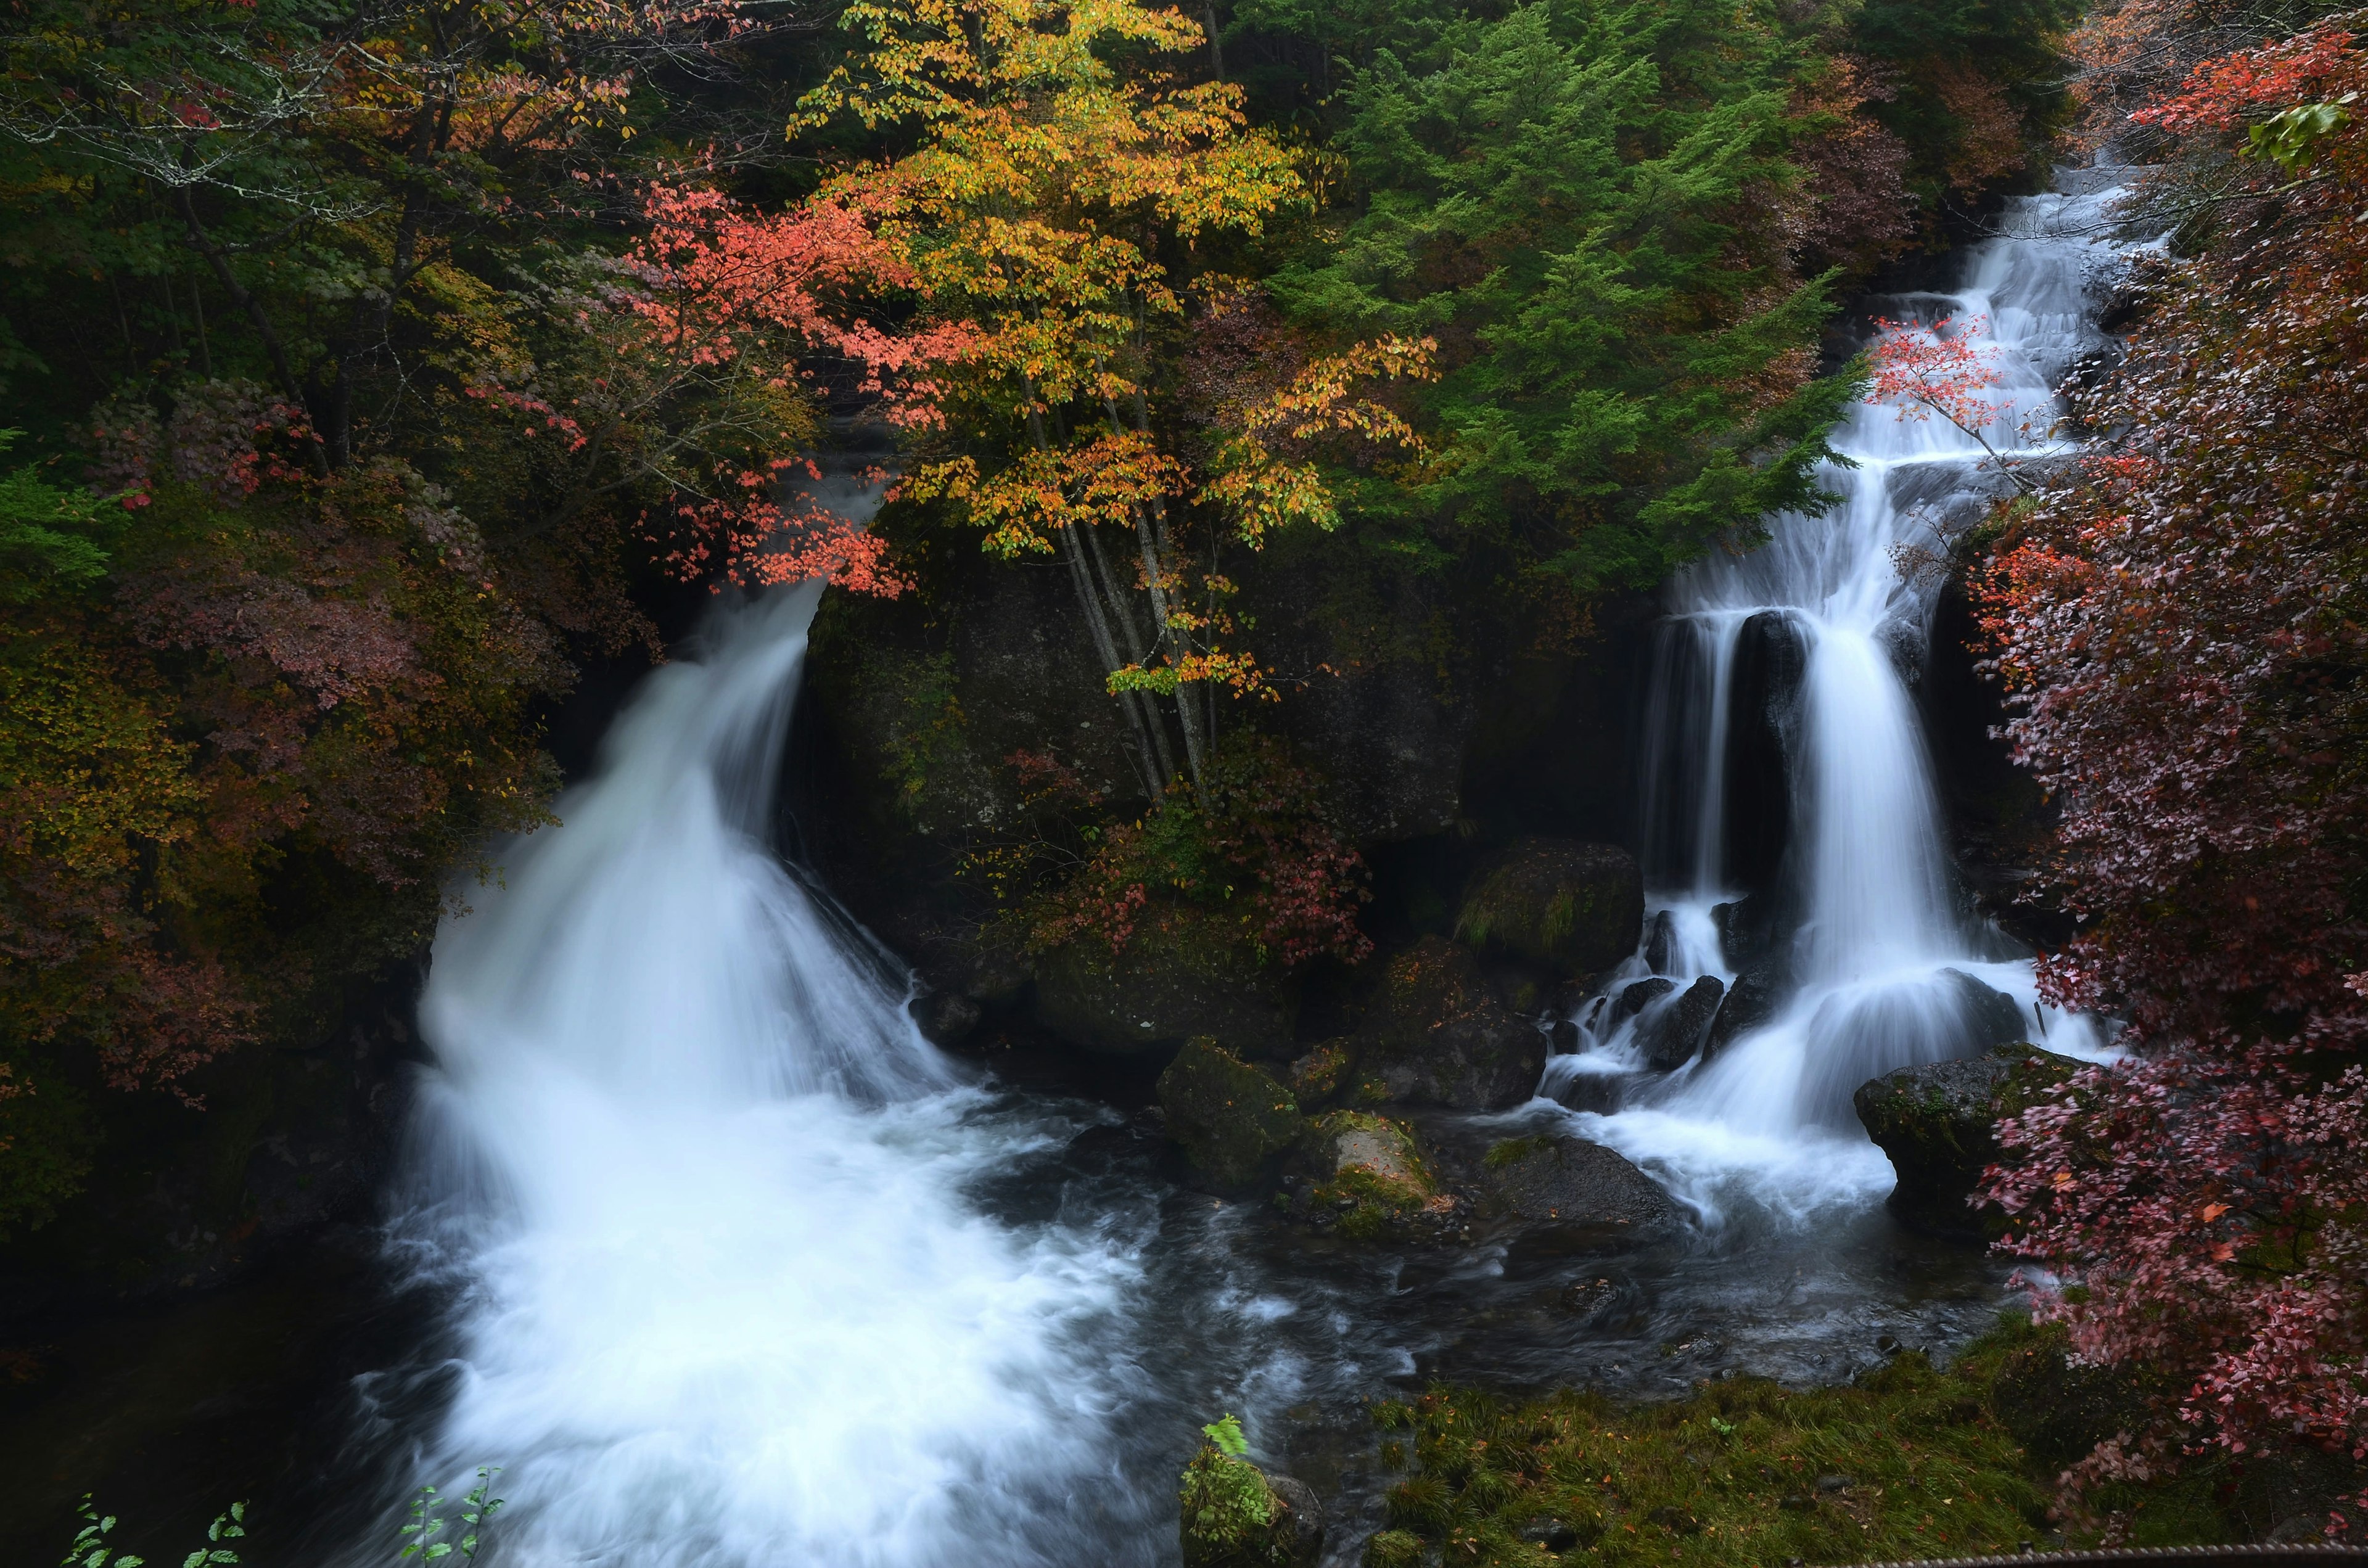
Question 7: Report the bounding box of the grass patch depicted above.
[1359,1320,2247,1567]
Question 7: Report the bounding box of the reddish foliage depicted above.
[1973,39,2368,1520]
[1027,736,1371,967]
[467,179,973,596]
[2134,22,2359,133]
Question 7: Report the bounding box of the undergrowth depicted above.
[1360,1320,2252,1568]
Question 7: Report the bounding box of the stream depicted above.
[0,169,2139,1568]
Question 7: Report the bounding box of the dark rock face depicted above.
[1034,908,1297,1057]
[1722,610,1810,890]
[908,990,982,1046]
[1642,909,1676,975]
[1635,975,1725,1072]
[1710,894,1778,971]
[1939,968,2033,1052]
[1469,1135,1677,1235]
[1853,1045,2078,1237]
[1703,964,1784,1061]
[1454,839,1645,980]
[1157,1038,1305,1194]
[1611,977,1677,1023]
[1357,937,1548,1110]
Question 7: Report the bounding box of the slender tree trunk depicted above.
[175,189,328,477]
[1025,400,1169,798]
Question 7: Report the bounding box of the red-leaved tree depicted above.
[1973,18,2368,1528]
[466,178,972,594]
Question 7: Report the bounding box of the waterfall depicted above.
[381,563,1143,1566]
[1545,176,2130,1217]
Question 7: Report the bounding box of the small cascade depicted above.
[1544,176,2134,1218]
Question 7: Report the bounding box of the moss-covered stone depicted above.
[1286,1041,1352,1106]
[1036,905,1297,1057]
[1454,839,1644,979]
[1299,1110,1439,1238]
[1853,1045,2078,1238]
[1468,1133,1675,1235]
[1355,936,1545,1110]
[1180,1442,1325,1568]
[1158,1038,1305,1194]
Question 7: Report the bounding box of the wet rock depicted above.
[1286,1041,1352,1106]
[1611,977,1677,1023]
[1635,975,1724,1072]
[1179,1440,1325,1568]
[1356,937,1548,1111]
[1642,909,1677,975]
[1853,1045,2079,1238]
[1035,906,1297,1056]
[1292,1111,1441,1238]
[1710,893,1779,971]
[1548,1018,1581,1054]
[1722,611,1810,889]
[1703,963,1783,1062]
[1939,968,2033,1053]
[1470,1134,1677,1234]
[1157,1038,1305,1194]
[907,990,981,1046]
[1557,1276,1618,1320]
[1453,839,1645,980]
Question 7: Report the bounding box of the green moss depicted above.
[1484,1135,1554,1170]
[1306,1111,1435,1236]
[1360,1319,2253,1567]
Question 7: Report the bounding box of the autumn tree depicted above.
[1974,16,2368,1521]
[800,0,1430,808]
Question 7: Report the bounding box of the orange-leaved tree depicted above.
[797,0,1431,807]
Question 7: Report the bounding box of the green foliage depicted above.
[0,431,118,602]
[1272,0,1856,591]
[1181,1431,1294,1568]
[59,1496,243,1568]
[1206,1413,1253,1456]
[399,1469,505,1564]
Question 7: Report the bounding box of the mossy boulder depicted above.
[1158,1038,1305,1194]
[1179,1439,1325,1568]
[1454,839,1644,980]
[1035,905,1297,1057]
[1356,937,1547,1110]
[1296,1110,1439,1238]
[1470,1133,1677,1236]
[1854,1044,2079,1238]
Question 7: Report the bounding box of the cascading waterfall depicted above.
[1544,173,2131,1217]
[380,555,1145,1566]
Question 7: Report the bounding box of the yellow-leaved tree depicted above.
[797,0,1431,805]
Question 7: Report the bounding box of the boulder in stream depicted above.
[1854,1045,2079,1238]
[1035,905,1296,1057]
[1469,1133,1677,1236]
[1289,1110,1444,1239]
[1453,839,1645,979]
[1157,1037,1305,1194]
[1355,937,1547,1110]
[1702,963,1784,1061]
[1635,975,1725,1072]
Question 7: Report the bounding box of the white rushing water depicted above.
[387,560,1146,1567]
[1543,173,2133,1221]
